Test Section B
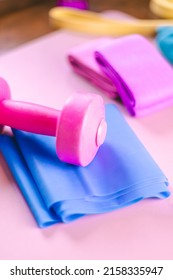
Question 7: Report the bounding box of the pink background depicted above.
[0,14,173,260]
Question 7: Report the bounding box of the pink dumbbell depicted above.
[0,77,107,166]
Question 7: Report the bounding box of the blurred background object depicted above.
[150,0,173,19]
[57,0,89,10]
[0,0,159,54]
[0,0,42,15]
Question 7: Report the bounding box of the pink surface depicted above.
[0,18,173,260]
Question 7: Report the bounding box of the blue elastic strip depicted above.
[0,136,59,227]
[0,105,170,227]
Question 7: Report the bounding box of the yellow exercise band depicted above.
[150,0,173,18]
[49,7,173,36]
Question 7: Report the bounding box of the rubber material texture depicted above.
[0,105,170,228]
[68,34,173,116]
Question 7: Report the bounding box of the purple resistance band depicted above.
[57,0,89,10]
[68,34,173,116]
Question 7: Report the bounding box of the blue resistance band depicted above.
[0,105,170,228]
[156,27,173,64]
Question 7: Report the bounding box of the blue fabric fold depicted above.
[0,104,170,227]
[156,27,173,64]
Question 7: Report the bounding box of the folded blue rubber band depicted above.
[0,105,170,227]
[156,27,173,64]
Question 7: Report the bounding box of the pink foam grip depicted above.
[0,77,58,135]
[0,78,11,133]
[0,100,58,136]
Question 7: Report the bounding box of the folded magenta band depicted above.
[0,105,170,228]
[156,27,173,65]
[68,34,173,116]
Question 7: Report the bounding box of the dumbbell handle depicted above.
[0,99,60,136]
